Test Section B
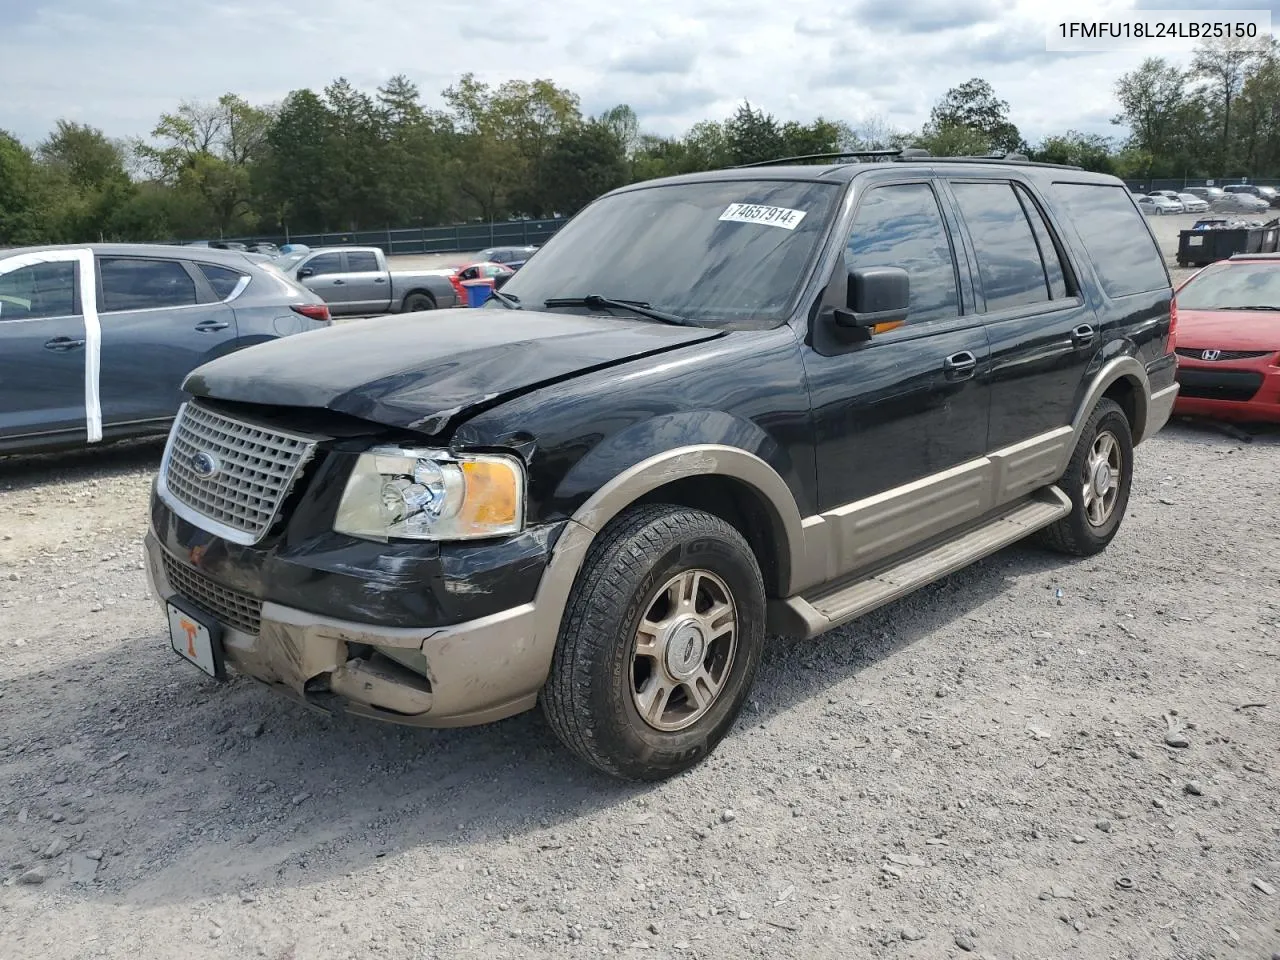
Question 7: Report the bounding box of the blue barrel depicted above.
[463,280,493,308]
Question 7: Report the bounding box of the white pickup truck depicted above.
[273,246,460,316]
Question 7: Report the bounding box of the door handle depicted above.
[373,277,386,283]
[943,351,978,381]
[331,279,346,285]
[1071,323,1096,345]
[44,337,85,351]
[194,320,230,332]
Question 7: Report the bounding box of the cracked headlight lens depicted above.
[334,446,524,542]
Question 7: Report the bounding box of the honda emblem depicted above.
[1201,349,1221,361]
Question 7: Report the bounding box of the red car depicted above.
[447,261,515,302]
[1173,253,1280,422]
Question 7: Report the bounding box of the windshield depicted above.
[1177,263,1280,310]
[497,178,842,328]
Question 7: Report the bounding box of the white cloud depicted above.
[0,0,1254,148]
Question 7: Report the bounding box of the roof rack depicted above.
[734,149,903,168]
[901,150,1081,170]
[737,148,1083,171]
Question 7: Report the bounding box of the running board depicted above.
[769,487,1072,638]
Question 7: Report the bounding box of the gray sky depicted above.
[2,0,1277,147]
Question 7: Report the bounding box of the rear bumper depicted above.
[1144,384,1179,440]
[143,531,546,727]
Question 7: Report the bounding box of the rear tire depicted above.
[402,292,435,313]
[542,504,766,781]
[1040,398,1134,557]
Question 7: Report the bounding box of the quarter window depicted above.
[1052,183,1168,298]
[845,182,960,325]
[198,263,248,301]
[99,258,198,312]
[0,262,77,320]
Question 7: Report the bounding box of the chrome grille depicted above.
[157,402,317,545]
[1175,348,1272,362]
[162,554,262,635]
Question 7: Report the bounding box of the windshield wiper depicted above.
[542,294,699,327]
[1218,304,1280,311]
[487,288,522,309]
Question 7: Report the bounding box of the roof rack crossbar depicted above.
[734,150,902,168]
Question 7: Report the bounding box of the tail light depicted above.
[1168,296,1178,345]
[292,303,331,323]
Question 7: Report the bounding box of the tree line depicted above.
[1,35,1277,246]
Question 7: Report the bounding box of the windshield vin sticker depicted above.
[719,203,807,230]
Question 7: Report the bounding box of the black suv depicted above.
[144,151,1178,781]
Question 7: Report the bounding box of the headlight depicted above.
[334,446,524,542]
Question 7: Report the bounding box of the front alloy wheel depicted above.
[632,569,738,732]
[542,504,766,781]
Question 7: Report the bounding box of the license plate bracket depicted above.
[166,600,226,679]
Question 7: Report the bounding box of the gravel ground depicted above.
[1,221,1279,959]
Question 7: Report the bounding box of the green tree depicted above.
[916,122,993,157]
[924,78,1022,153]
[598,104,642,158]
[257,89,334,232]
[0,131,51,244]
[443,73,581,220]
[1029,131,1115,173]
[1234,41,1280,175]
[1112,57,1201,176]
[780,118,843,158]
[724,102,785,165]
[1193,36,1264,174]
[137,94,273,235]
[542,120,629,214]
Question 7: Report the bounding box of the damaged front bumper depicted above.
[143,531,546,727]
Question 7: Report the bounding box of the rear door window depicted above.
[99,258,198,312]
[0,262,77,320]
[346,251,380,273]
[950,181,1050,313]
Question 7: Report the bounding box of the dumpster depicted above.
[461,278,494,307]
[1177,226,1264,267]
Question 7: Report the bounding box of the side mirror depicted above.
[831,266,910,328]
[297,267,315,279]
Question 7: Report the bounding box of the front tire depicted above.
[1040,398,1134,556]
[542,504,766,781]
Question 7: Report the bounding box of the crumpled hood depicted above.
[184,308,723,434]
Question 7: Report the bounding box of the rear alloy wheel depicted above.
[402,292,435,313]
[1040,398,1134,557]
[542,504,765,781]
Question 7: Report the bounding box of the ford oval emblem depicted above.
[190,451,220,479]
